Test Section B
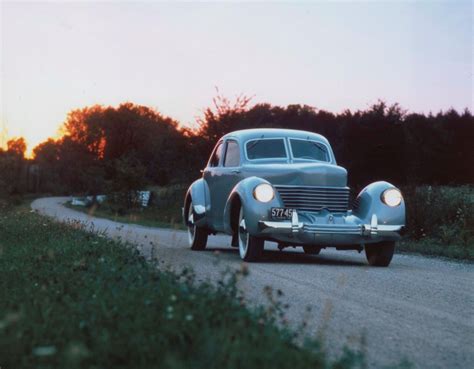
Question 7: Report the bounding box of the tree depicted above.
[7,137,26,157]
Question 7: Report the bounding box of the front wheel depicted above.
[365,241,395,267]
[238,207,264,262]
[187,201,208,250]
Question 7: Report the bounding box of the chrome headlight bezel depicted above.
[381,188,402,207]
[253,183,275,203]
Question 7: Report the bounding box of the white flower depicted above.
[33,346,57,356]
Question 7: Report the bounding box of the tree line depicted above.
[0,98,473,199]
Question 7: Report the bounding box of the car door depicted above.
[203,141,224,230]
[204,138,243,232]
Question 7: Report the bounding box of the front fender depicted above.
[353,181,405,227]
[183,178,210,227]
[223,177,284,235]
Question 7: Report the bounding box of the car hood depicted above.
[243,162,348,187]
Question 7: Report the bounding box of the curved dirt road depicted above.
[31,197,473,369]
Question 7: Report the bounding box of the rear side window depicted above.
[224,140,240,167]
[246,139,287,160]
[290,139,329,162]
[209,142,223,167]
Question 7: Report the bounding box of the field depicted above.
[0,203,367,369]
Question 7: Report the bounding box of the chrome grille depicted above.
[352,196,361,211]
[303,224,361,234]
[274,185,350,213]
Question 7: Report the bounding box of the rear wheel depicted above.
[187,201,208,251]
[238,207,264,262]
[365,241,395,267]
[303,246,321,255]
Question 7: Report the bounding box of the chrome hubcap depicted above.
[187,204,195,244]
[238,208,248,258]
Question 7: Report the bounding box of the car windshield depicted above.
[290,139,329,162]
[246,139,287,160]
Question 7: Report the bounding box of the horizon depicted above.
[1,1,472,154]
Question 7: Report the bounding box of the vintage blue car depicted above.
[183,128,405,266]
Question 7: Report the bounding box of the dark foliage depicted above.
[0,99,464,196]
[194,99,473,189]
[32,102,189,196]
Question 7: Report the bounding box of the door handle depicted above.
[231,169,241,174]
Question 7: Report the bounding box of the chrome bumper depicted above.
[258,212,404,237]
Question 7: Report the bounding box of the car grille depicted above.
[274,185,350,213]
[352,196,361,211]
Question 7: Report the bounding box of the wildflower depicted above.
[166,306,174,313]
[185,314,193,321]
[33,346,57,356]
[170,294,177,302]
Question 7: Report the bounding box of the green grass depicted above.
[0,203,369,369]
[66,202,186,230]
[398,239,474,261]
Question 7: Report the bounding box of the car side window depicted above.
[223,140,240,167]
[209,142,223,167]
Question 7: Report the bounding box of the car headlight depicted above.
[253,183,274,203]
[381,188,402,207]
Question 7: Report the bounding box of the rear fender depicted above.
[183,178,210,227]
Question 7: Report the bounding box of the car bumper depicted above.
[257,211,404,245]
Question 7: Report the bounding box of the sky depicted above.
[1,1,472,155]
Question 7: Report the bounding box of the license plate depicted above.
[271,208,294,220]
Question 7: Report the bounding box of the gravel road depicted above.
[31,197,473,369]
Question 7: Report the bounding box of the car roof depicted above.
[222,128,330,145]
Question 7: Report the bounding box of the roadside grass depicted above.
[66,202,186,230]
[400,186,474,261]
[0,204,369,369]
[398,239,474,261]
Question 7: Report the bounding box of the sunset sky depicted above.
[1,1,472,155]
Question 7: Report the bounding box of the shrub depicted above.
[149,184,187,208]
[403,186,474,245]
